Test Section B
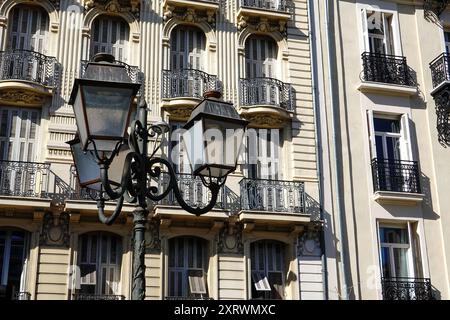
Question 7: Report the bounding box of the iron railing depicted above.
[240,77,293,111]
[13,292,31,300]
[382,277,433,300]
[430,53,450,88]
[81,60,144,95]
[371,158,421,194]
[240,178,305,213]
[162,69,220,99]
[165,296,213,300]
[72,293,125,300]
[362,52,411,86]
[240,0,289,12]
[156,173,239,212]
[0,49,59,87]
[69,165,101,200]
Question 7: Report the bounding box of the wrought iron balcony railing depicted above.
[0,49,59,87]
[240,0,289,12]
[430,53,450,89]
[240,178,305,213]
[362,52,411,86]
[382,277,433,300]
[371,158,421,194]
[162,69,220,100]
[240,77,293,111]
[72,293,125,300]
[155,172,240,213]
[81,60,144,95]
[13,292,31,300]
[0,160,71,203]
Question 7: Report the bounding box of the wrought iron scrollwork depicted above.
[361,52,411,86]
[433,88,450,146]
[371,158,422,193]
[0,49,59,87]
[162,68,221,99]
[382,277,433,300]
[239,77,293,110]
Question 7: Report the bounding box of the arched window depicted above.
[0,229,30,300]
[90,16,129,62]
[245,35,278,78]
[250,240,285,300]
[170,26,206,71]
[167,236,209,299]
[8,5,49,53]
[77,232,122,299]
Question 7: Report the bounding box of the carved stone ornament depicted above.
[217,222,243,254]
[0,89,47,107]
[163,5,216,29]
[145,218,161,253]
[237,16,287,38]
[297,224,322,257]
[165,105,195,122]
[40,212,70,247]
[84,0,140,19]
[243,113,288,129]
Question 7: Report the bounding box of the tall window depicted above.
[0,229,29,300]
[250,240,285,300]
[78,233,122,297]
[445,31,450,53]
[8,5,49,53]
[168,237,208,299]
[246,128,281,180]
[91,16,129,63]
[379,226,411,279]
[170,26,206,71]
[374,118,401,162]
[362,10,395,55]
[245,35,278,78]
[169,122,190,174]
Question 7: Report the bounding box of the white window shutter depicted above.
[361,8,369,52]
[366,110,376,160]
[188,270,207,294]
[251,271,271,291]
[400,114,413,161]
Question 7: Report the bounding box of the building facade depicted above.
[0,0,325,300]
[313,0,450,300]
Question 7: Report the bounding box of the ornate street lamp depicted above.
[67,53,248,300]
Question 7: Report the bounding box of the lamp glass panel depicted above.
[82,85,134,149]
[73,91,89,149]
[182,120,205,174]
[108,143,131,186]
[71,140,101,190]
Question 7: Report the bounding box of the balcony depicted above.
[239,77,293,128]
[430,53,450,94]
[0,49,59,107]
[359,52,417,96]
[161,69,221,121]
[237,0,291,31]
[0,160,70,209]
[371,158,424,205]
[72,293,125,300]
[81,60,144,96]
[382,277,433,300]
[239,178,309,224]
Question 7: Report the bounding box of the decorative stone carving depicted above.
[84,0,140,19]
[0,89,47,107]
[217,222,243,254]
[165,105,195,121]
[297,223,322,257]
[237,15,287,38]
[145,218,161,253]
[163,4,216,29]
[243,113,288,129]
[40,212,70,247]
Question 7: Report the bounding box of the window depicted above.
[8,5,49,53]
[169,122,190,174]
[379,226,410,278]
[168,237,208,299]
[250,240,285,300]
[78,233,122,297]
[171,26,206,71]
[361,10,396,55]
[0,229,29,300]
[91,16,129,62]
[245,35,278,78]
[367,112,412,162]
[445,31,450,53]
